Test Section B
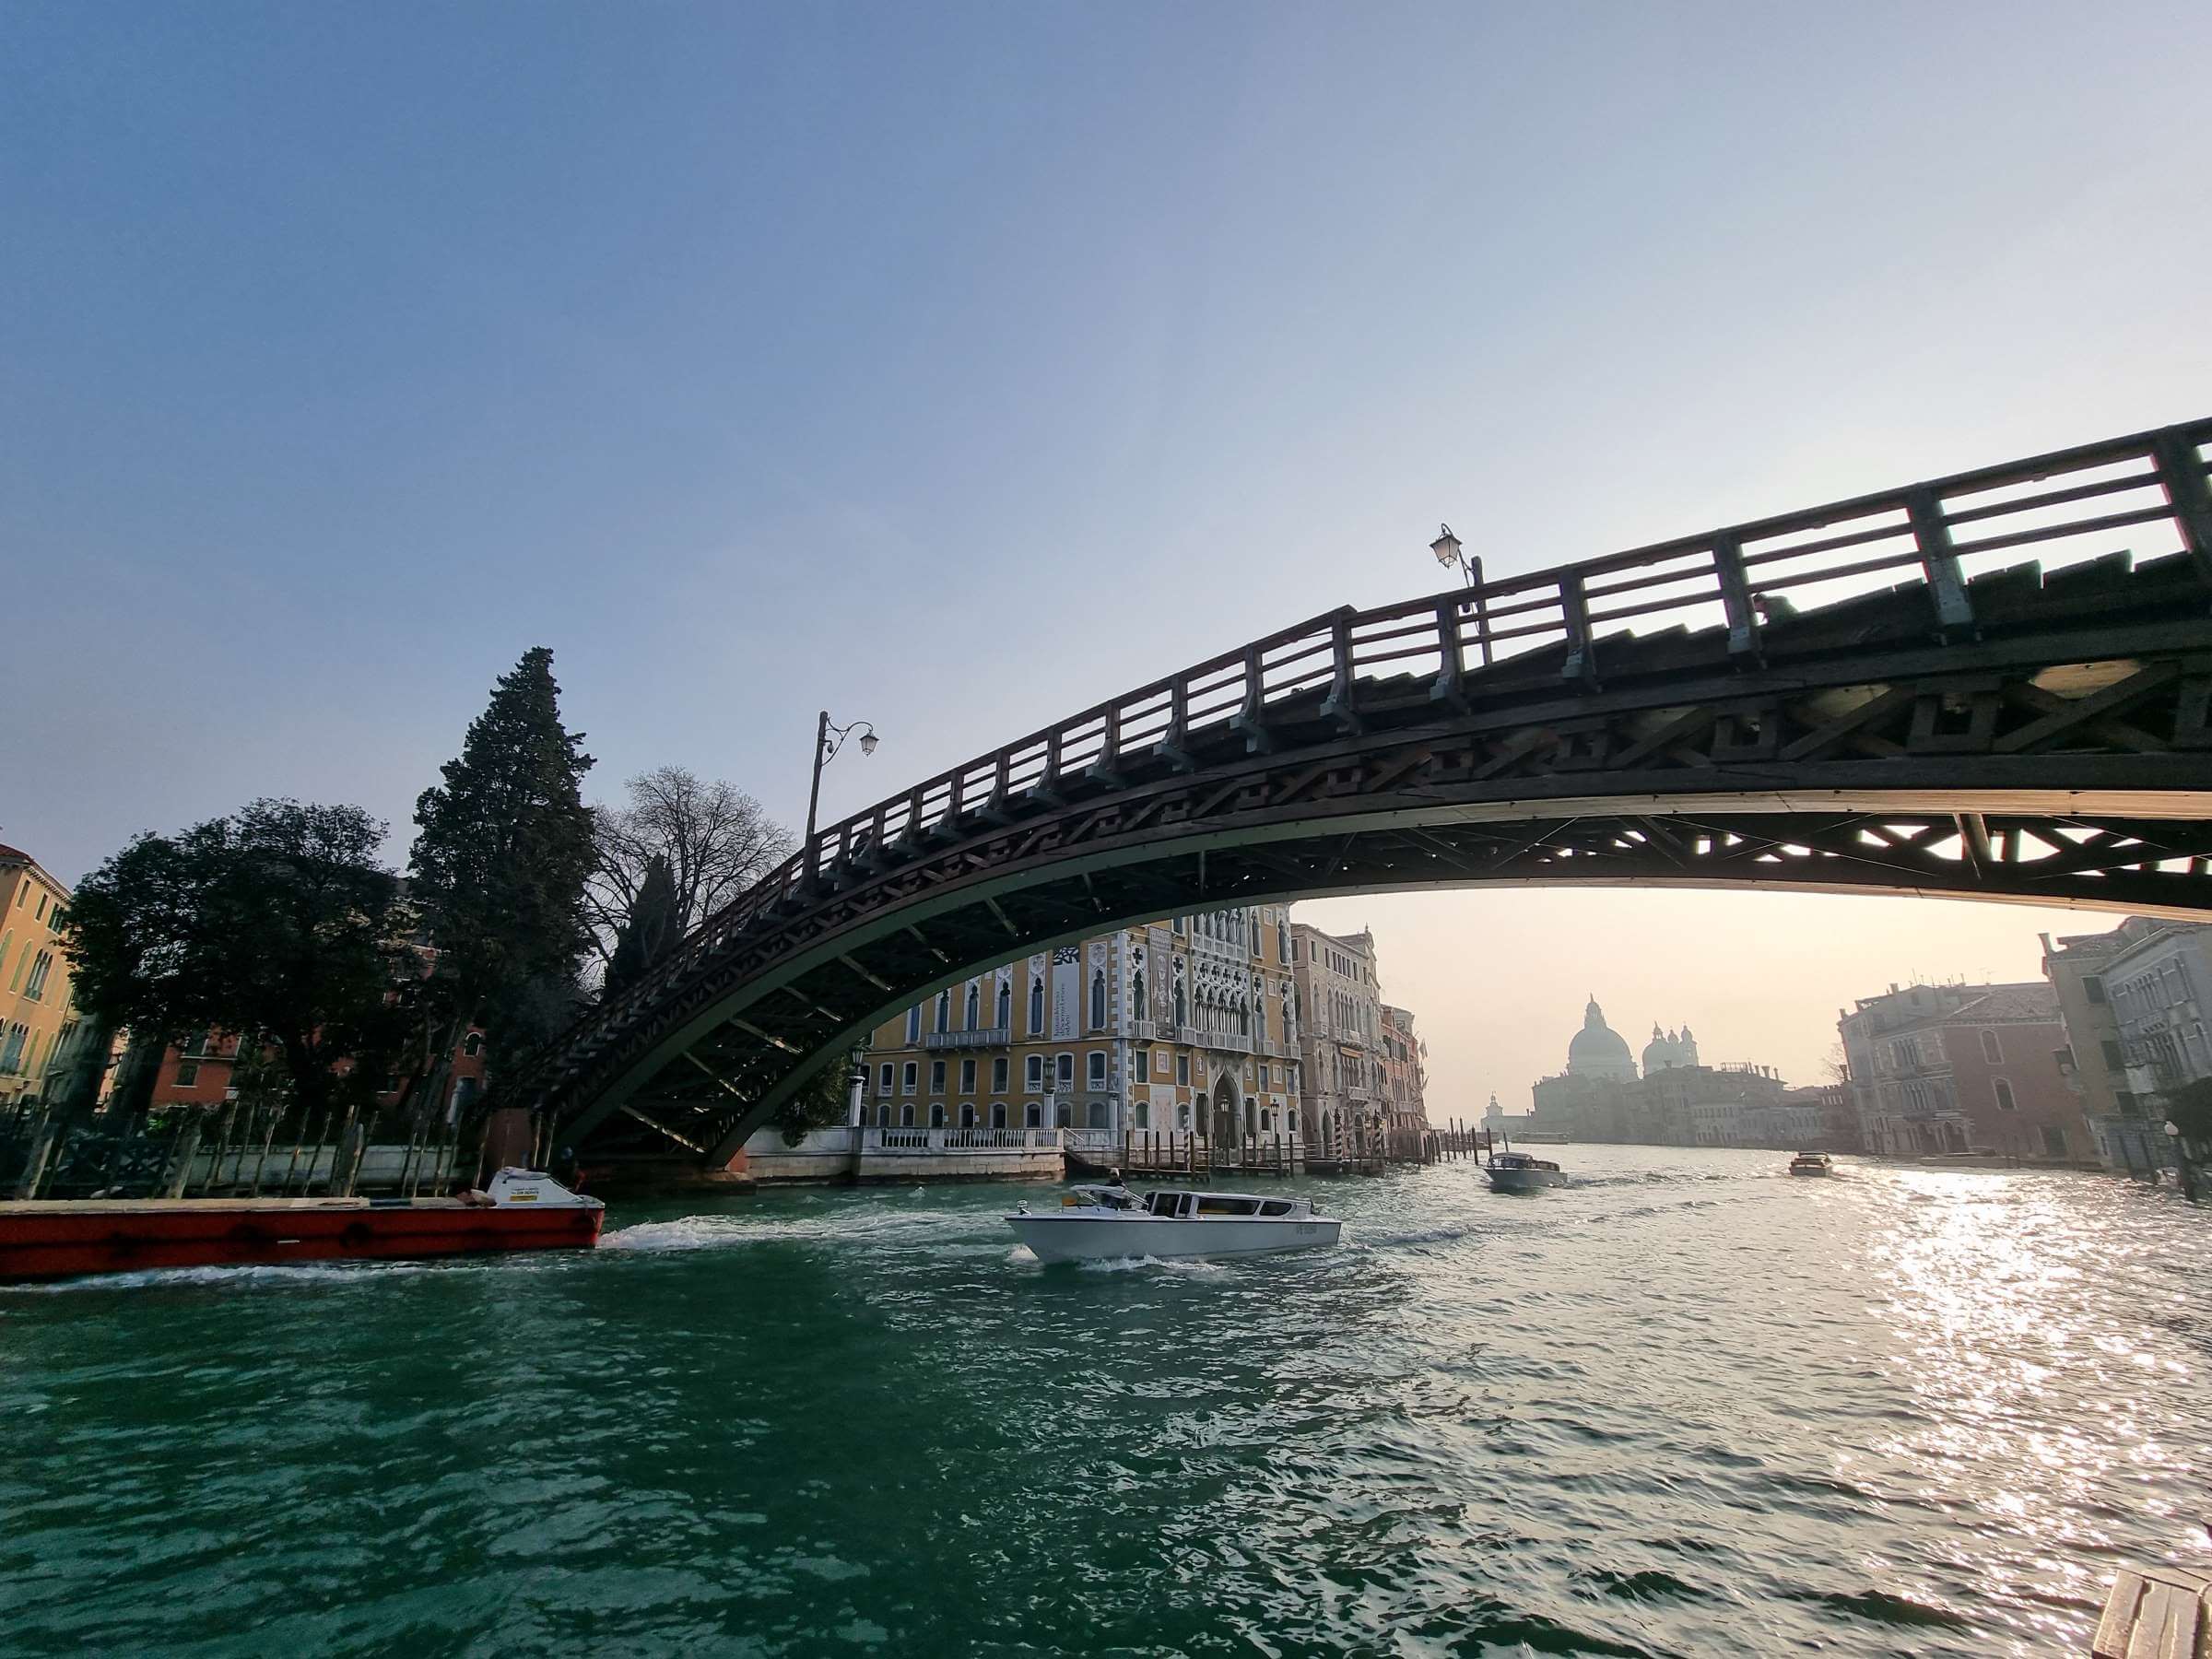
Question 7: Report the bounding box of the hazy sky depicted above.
[6,4,2209,1107]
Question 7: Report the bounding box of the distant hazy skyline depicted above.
[6,3,2207,1109]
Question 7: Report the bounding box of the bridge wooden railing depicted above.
[546,417,2212,1082]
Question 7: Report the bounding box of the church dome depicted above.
[1567,996,1637,1080]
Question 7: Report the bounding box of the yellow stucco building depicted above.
[0,845,81,1107]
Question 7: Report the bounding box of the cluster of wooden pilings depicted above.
[0,1098,483,1202]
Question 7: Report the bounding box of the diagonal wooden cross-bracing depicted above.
[516,417,2212,1163]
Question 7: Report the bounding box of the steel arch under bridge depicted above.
[527,416,2212,1164]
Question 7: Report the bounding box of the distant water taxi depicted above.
[1007,1183,1340,1263]
[1487,1151,1568,1193]
[1787,1151,1836,1177]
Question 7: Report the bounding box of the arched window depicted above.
[991,1102,1007,1129]
[959,1103,976,1128]
[935,990,951,1032]
[1174,979,1188,1026]
[1030,976,1044,1035]
[996,981,1011,1029]
[1135,1101,1150,1130]
[930,1103,947,1128]
[1254,994,1266,1043]
[1026,1101,1042,1128]
[1980,1030,2003,1064]
[876,1102,889,1127]
[1132,968,1147,1017]
[463,1031,483,1057]
[1055,1101,1071,1127]
[1088,1100,1107,1129]
[966,984,981,1030]
[1239,997,1250,1035]
[1090,970,1107,1030]
[1177,1103,1191,1130]
[1993,1077,2018,1112]
[900,1102,914,1127]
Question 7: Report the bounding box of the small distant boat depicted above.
[0,1168,605,1285]
[1487,1151,1567,1193]
[1007,1183,1340,1263]
[1787,1151,1836,1177]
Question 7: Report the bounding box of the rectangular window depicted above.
[930,1059,947,1093]
[2100,1038,2124,1069]
[1088,1052,1107,1088]
[901,1062,918,1094]
[1135,1046,1151,1083]
[22,950,52,1001]
[993,1056,1008,1092]
[174,1059,201,1088]
[2084,976,2107,1004]
[1176,1053,1191,1086]
[959,1058,976,1093]
[1026,1054,1043,1089]
[906,1006,922,1042]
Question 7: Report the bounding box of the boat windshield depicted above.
[1068,1185,1138,1210]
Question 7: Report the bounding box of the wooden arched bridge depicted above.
[527,417,2212,1162]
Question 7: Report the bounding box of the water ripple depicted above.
[2,1147,2207,1655]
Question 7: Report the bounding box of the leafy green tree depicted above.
[768,1055,862,1145]
[604,853,678,998]
[409,647,596,1083]
[64,800,409,1122]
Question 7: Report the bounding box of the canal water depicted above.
[4,1147,2206,1657]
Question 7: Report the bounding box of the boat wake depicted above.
[1075,1253,1230,1277]
[602,1207,974,1254]
[0,1258,444,1295]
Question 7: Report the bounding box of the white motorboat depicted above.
[1487,1151,1567,1193]
[1787,1151,1835,1176]
[1006,1184,1341,1264]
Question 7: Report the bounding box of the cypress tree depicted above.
[604,853,677,998]
[410,648,596,1079]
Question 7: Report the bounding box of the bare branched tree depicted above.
[585,767,794,975]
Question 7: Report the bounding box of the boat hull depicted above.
[1488,1168,1568,1193]
[1008,1213,1341,1263]
[0,1197,605,1284]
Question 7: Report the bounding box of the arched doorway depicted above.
[1209,1073,1241,1147]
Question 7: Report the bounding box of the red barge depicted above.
[0,1169,604,1284]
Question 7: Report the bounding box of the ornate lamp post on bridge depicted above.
[1430,524,1480,588]
[803,710,879,855]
